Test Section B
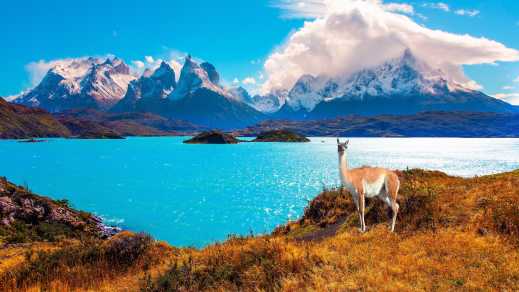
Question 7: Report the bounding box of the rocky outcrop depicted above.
[183,130,241,144]
[0,177,119,242]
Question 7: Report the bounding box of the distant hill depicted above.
[0,97,203,139]
[55,109,203,137]
[237,111,519,138]
[0,97,71,139]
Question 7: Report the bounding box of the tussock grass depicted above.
[0,232,166,291]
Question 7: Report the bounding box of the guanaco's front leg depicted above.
[359,191,366,232]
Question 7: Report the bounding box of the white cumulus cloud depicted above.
[242,77,257,85]
[262,0,519,93]
[423,2,450,12]
[145,56,155,64]
[132,60,145,69]
[25,59,70,86]
[382,3,414,15]
[454,9,480,17]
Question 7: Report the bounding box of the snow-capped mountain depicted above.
[110,56,264,129]
[111,61,176,113]
[168,55,227,100]
[14,57,136,112]
[251,89,288,113]
[286,74,329,111]
[229,87,287,113]
[277,49,517,118]
[161,57,263,128]
[285,49,454,112]
[229,86,252,103]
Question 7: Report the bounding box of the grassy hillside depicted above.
[1,169,519,291]
[56,109,203,137]
[0,98,71,139]
[0,99,203,139]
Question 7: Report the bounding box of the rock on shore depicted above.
[0,177,119,243]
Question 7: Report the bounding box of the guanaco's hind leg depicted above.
[351,193,363,232]
[390,201,399,232]
[386,175,400,232]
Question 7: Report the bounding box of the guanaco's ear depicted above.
[337,138,340,145]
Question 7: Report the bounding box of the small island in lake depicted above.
[183,130,241,144]
[252,129,310,142]
[17,138,47,143]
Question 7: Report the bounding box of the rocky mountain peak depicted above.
[168,56,227,100]
[229,86,252,103]
[200,62,220,84]
[110,61,177,112]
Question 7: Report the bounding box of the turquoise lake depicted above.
[1,137,518,247]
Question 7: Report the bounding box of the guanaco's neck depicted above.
[338,151,351,182]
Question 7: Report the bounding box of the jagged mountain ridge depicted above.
[12,55,264,129]
[168,55,227,100]
[111,61,176,113]
[14,57,136,112]
[111,56,264,129]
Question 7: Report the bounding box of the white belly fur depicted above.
[362,175,386,198]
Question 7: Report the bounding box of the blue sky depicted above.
[1,0,519,103]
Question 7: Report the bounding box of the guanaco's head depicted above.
[337,138,349,153]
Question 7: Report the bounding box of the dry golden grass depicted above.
[2,169,519,291]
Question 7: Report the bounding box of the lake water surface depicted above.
[1,137,518,247]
